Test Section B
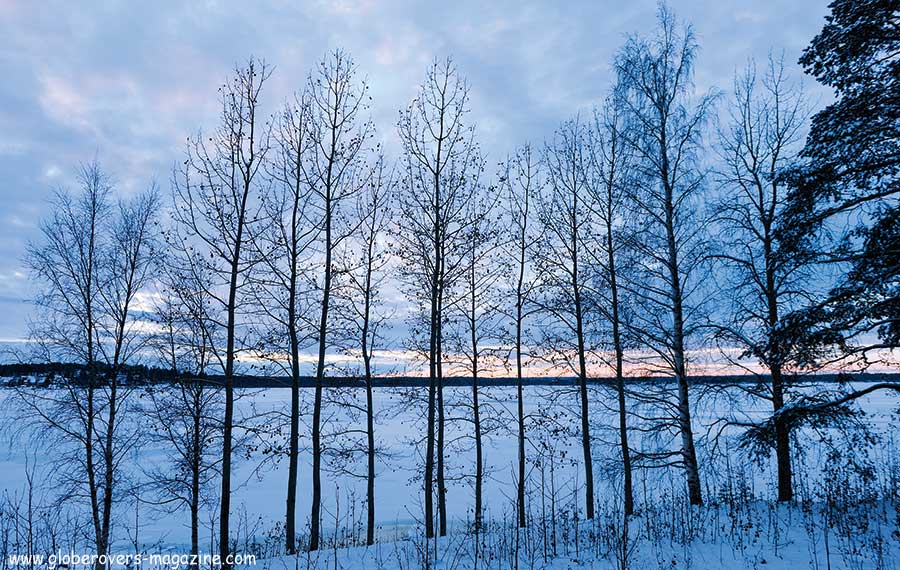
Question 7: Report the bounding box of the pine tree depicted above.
[779,0,900,364]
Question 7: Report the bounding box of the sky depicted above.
[0,0,832,346]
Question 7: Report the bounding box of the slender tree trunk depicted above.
[86,380,101,561]
[571,189,594,520]
[662,170,702,506]
[425,227,439,540]
[425,291,437,539]
[220,304,236,564]
[473,376,482,529]
[365,364,376,545]
[285,201,301,554]
[424,161,440,539]
[470,262,483,531]
[362,252,376,546]
[285,344,300,553]
[220,193,248,568]
[515,286,527,528]
[573,287,594,520]
[310,134,337,549]
[606,221,633,516]
[435,180,448,540]
[99,372,116,565]
[436,273,447,537]
[83,222,102,567]
[310,209,331,552]
[424,347,437,539]
[513,168,530,530]
[191,387,201,558]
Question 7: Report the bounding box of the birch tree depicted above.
[615,6,716,506]
[584,92,636,516]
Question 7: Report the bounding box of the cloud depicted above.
[0,0,832,345]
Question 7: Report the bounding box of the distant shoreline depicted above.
[1,363,897,388]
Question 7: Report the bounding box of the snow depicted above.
[0,382,898,569]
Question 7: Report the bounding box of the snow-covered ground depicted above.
[0,382,898,569]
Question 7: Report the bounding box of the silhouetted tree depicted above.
[534,118,598,520]
[584,90,636,516]
[779,0,900,367]
[499,145,542,528]
[714,55,810,502]
[339,156,393,545]
[395,58,482,539]
[303,50,373,552]
[250,89,319,554]
[170,59,271,568]
[23,162,159,568]
[615,5,716,506]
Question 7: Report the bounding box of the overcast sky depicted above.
[0,0,831,343]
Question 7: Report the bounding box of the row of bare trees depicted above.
[18,5,822,562]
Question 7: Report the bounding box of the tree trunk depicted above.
[309,223,331,552]
[606,221,633,516]
[285,243,301,554]
[662,135,702,506]
[191,386,201,558]
[436,276,447,537]
[365,366,376,546]
[574,292,594,520]
[771,364,793,501]
[765,225,793,503]
[571,203,594,520]
[424,353,437,539]
[424,191,439,539]
[99,372,117,567]
[310,144,336,550]
[84,245,102,568]
[470,264,483,531]
[362,255,376,546]
[220,194,248,569]
[220,344,235,565]
[86,380,101,566]
[515,296,527,528]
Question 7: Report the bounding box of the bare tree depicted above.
[249,89,319,554]
[615,5,716,506]
[337,157,393,546]
[170,59,271,566]
[584,91,636,516]
[94,188,160,563]
[499,146,542,529]
[395,58,482,538]
[448,170,501,536]
[24,164,107,560]
[146,266,223,557]
[714,55,810,502]
[303,49,373,552]
[534,118,598,520]
[22,162,159,567]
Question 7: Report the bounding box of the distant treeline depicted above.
[1,362,898,389]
